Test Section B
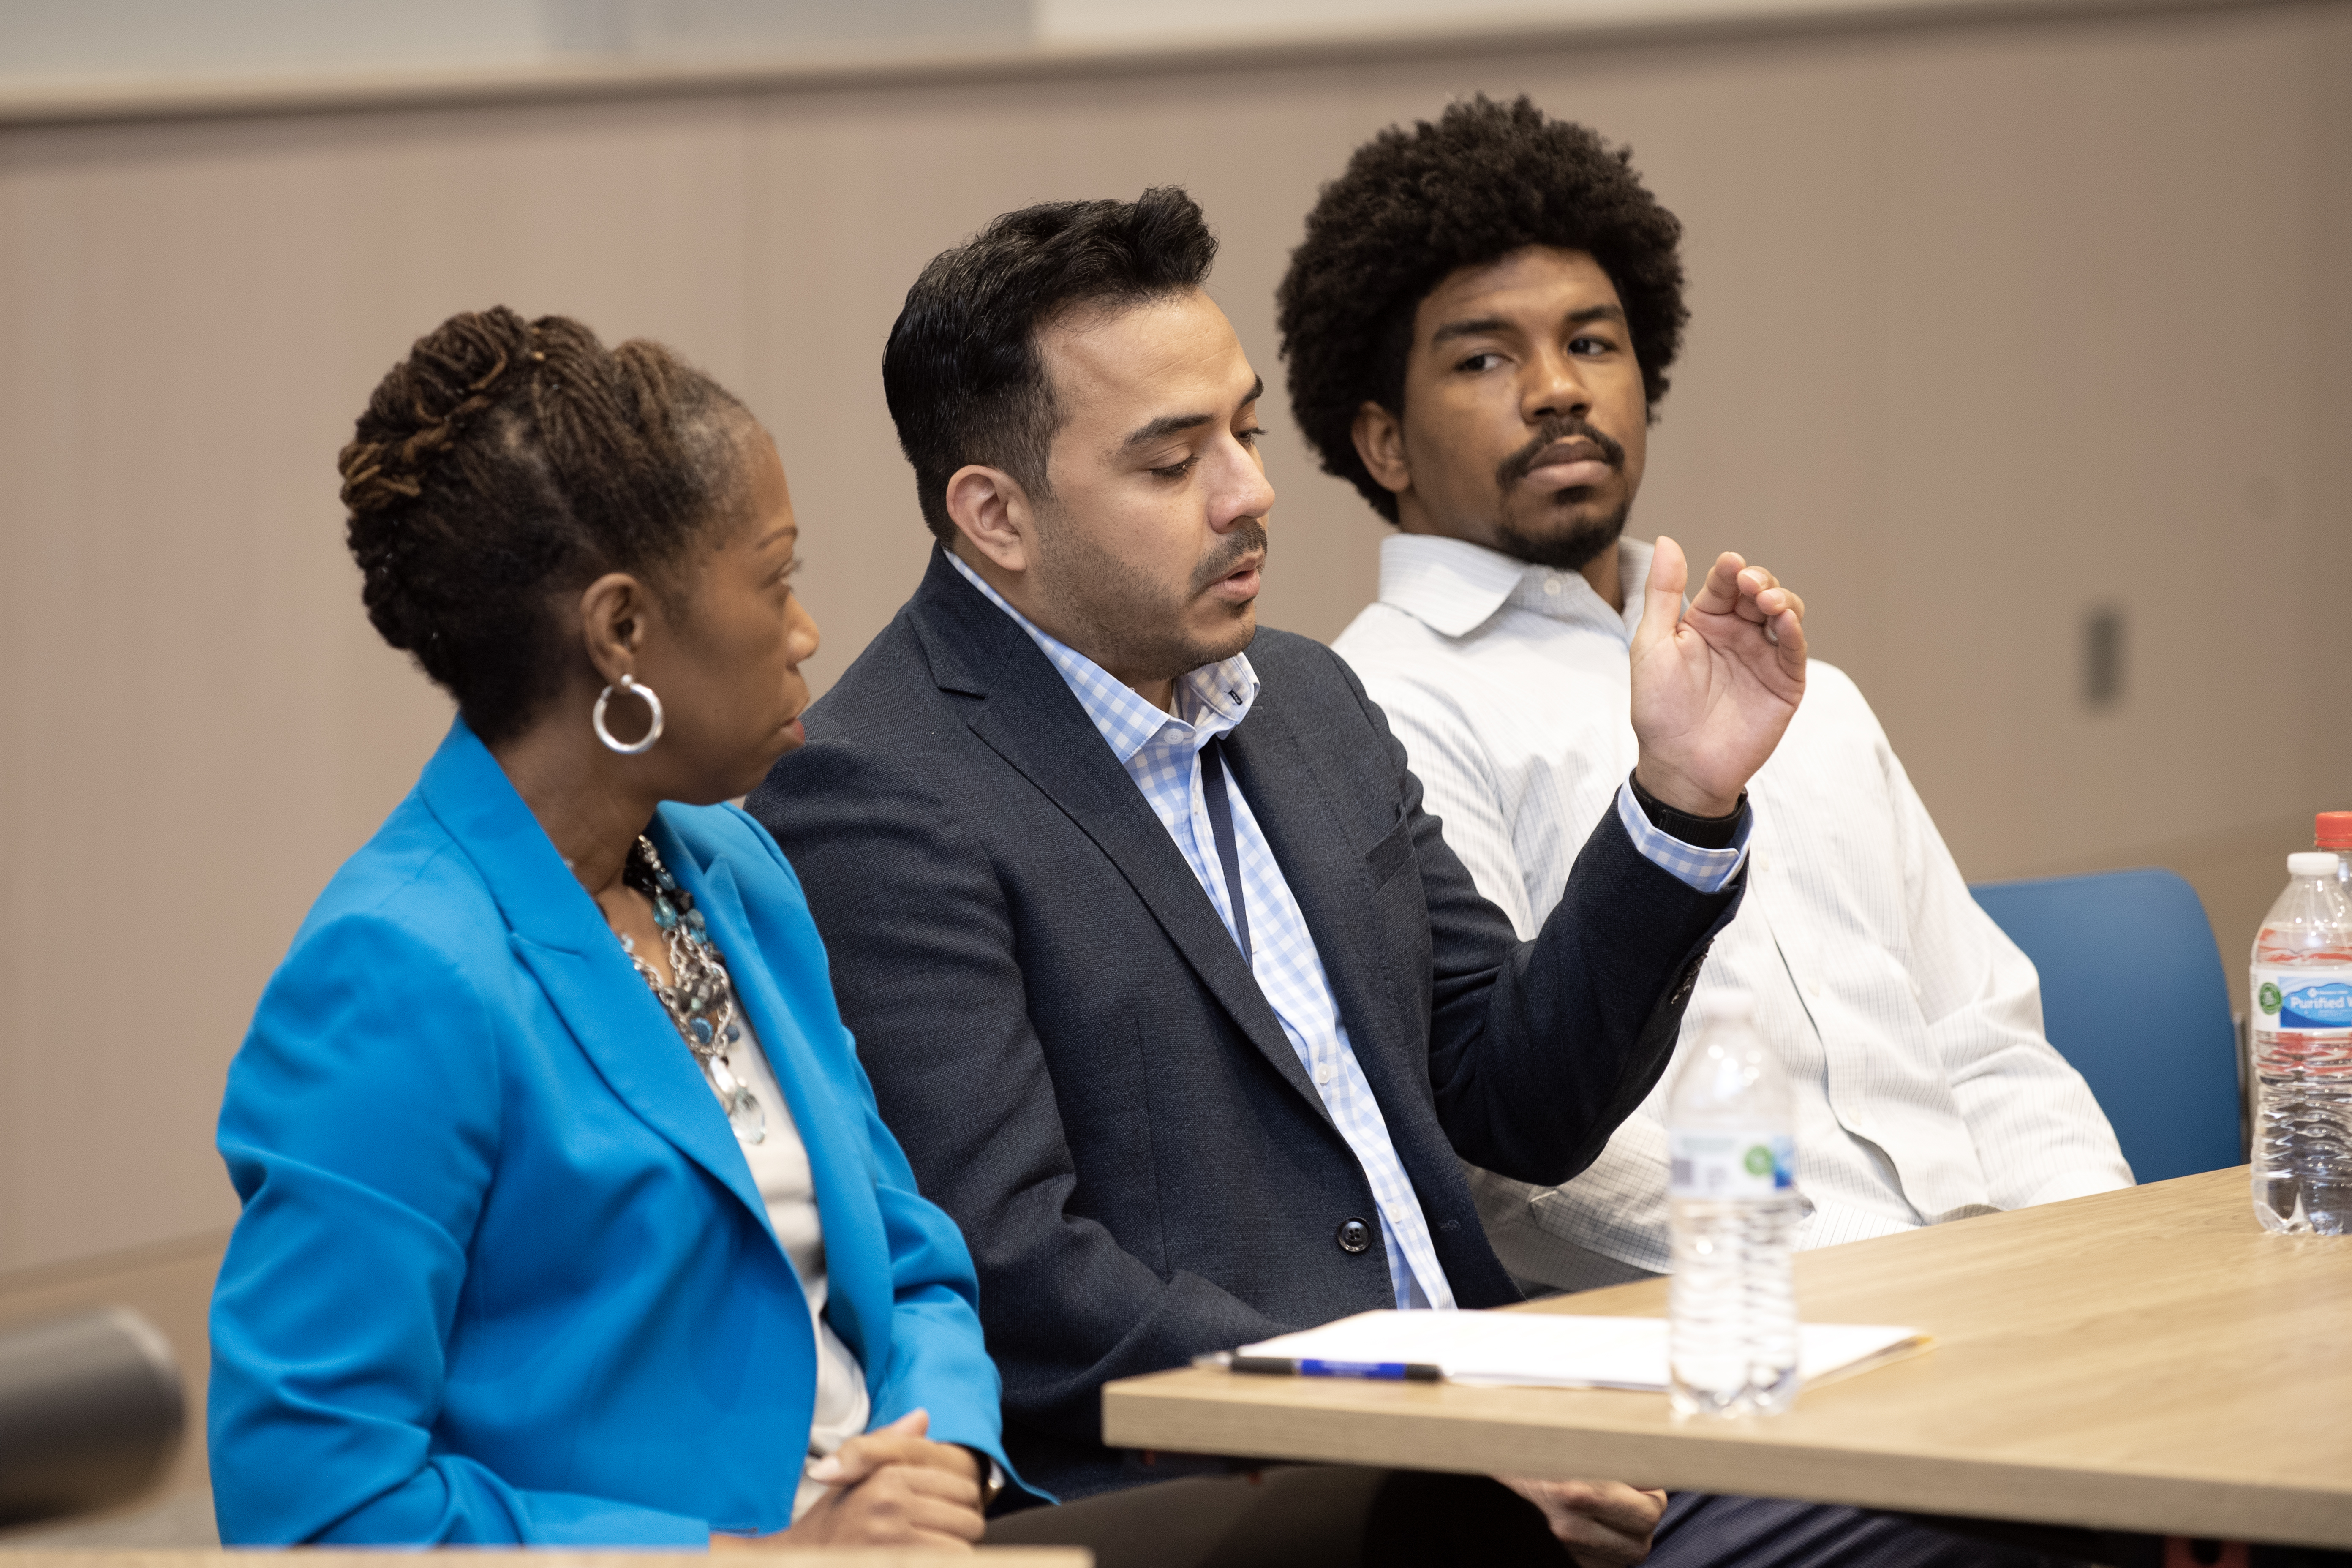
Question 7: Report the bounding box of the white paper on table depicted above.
[1239,1311,1930,1391]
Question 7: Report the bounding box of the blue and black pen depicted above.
[1195,1351,1444,1382]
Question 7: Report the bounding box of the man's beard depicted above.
[1489,415,1631,572]
[1032,507,1267,683]
[1494,495,1630,573]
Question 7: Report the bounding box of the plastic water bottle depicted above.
[1667,1001,1800,1417]
[2250,852,2352,1234]
[2317,811,2352,885]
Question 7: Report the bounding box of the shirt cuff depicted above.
[1615,780,1750,893]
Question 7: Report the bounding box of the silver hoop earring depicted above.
[592,674,664,755]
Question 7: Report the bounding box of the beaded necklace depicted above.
[618,835,765,1145]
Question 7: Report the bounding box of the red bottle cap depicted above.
[2318,812,2352,850]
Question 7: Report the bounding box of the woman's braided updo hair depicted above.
[340,308,751,743]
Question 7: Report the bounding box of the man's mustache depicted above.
[1192,515,1269,594]
[1496,418,1626,491]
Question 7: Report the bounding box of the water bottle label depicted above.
[2252,966,2352,1034]
[1669,1130,1795,1199]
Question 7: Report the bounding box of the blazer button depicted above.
[1336,1219,1373,1255]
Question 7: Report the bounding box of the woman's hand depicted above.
[711,1410,986,1553]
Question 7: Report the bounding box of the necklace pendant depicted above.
[702,1054,765,1145]
[725,1085,767,1145]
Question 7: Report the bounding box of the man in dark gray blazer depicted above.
[749,188,1809,1556]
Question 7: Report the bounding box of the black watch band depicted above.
[1628,771,1745,850]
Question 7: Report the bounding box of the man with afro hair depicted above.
[1286,96,2129,1567]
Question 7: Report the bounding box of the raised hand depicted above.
[1627,536,1807,817]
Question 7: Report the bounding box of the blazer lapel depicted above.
[416,720,770,1231]
[909,552,1326,1116]
[1220,696,1422,1111]
[655,829,890,1371]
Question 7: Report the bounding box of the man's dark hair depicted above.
[883,187,1218,544]
[339,307,750,742]
[1276,95,1688,524]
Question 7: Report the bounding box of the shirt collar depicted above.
[946,548,1258,763]
[1376,531,1653,643]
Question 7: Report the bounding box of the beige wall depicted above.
[1,1,2345,1303]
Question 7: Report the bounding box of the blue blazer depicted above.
[209,720,1020,1545]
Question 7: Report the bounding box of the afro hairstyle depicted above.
[1276,95,1688,523]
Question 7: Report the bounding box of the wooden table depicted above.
[1104,1168,2352,1549]
[0,1555,1086,1566]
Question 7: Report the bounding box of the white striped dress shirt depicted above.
[1333,534,2132,1290]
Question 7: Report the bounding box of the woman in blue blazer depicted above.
[209,309,1021,1548]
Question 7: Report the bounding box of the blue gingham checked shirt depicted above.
[948,551,1746,1309]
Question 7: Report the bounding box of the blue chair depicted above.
[1968,868,2243,1184]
